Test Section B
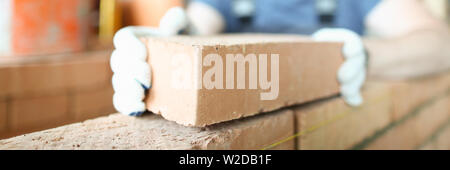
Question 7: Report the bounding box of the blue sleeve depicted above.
[357,0,381,19]
[335,0,381,35]
[192,0,242,32]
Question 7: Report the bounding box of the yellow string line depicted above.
[261,93,389,150]
[261,109,351,150]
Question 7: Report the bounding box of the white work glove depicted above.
[111,7,189,116]
[312,28,367,107]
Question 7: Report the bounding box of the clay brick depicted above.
[72,85,115,121]
[412,96,450,142]
[294,82,392,150]
[144,34,343,126]
[365,120,416,150]
[419,123,450,150]
[0,109,295,150]
[366,95,449,150]
[9,93,70,133]
[3,51,112,98]
[0,67,11,98]
[391,73,450,121]
[8,63,71,97]
[66,52,112,91]
[0,101,7,133]
[432,124,450,150]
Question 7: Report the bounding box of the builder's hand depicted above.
[312,28,367,107]
[111,7,188,116]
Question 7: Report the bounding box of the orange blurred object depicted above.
[99,0,122,42]
[121,0,184,27]
[11,0,93,56]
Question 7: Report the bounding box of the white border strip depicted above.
[0,0,11,55]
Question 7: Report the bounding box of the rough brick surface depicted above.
[366,95,449,150]
[144,34,343,126]
[0,110,294,150]
[9,94,70,133]
[73,85,115,121]
[294,82,392,150]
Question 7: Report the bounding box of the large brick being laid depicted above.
[0,109,294,150]
[144,34,343,126]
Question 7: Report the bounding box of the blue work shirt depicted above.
[194,0,380,35]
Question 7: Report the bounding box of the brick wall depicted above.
[0,50,115,139]
[294,82,393,150]
[1,72,449,149]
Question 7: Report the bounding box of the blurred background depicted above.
[0,0,448,139]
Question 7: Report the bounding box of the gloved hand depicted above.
[312,28,368,107]
[111,7,189,116]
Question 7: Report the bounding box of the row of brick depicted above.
[0,51,116,139]
[0,51,113,98]
[1,72,449,149]
[294,82,392,150]
[390,73,450,121]
[296,73,450,150]
[363,95,449,150]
